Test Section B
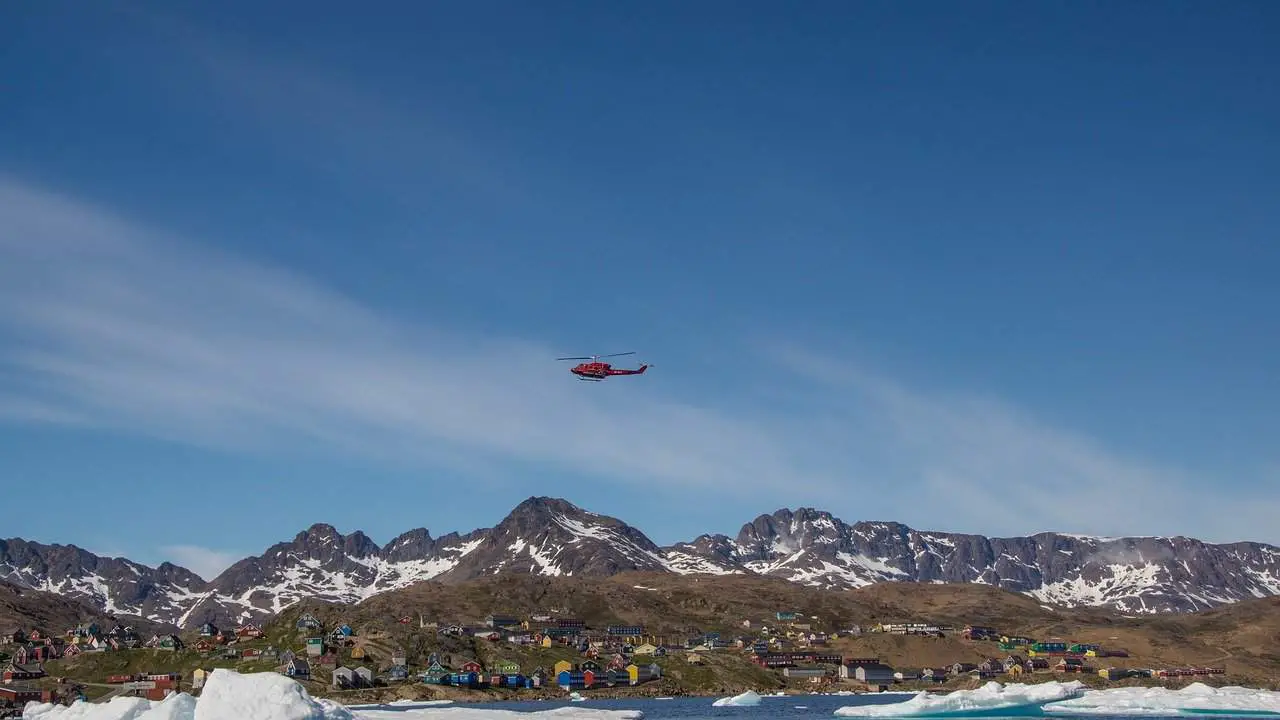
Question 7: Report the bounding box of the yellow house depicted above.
[554,660,574,675]
[351,646,366,659]
[192,668,210,690]
[541,636,553,648]
[632,643,658,656]
[626,663,661,684]
[1006,664,1024,676]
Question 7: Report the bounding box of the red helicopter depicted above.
[556,351,650,382]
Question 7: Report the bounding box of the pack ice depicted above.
[834,680,1086,716]
[1043,683,1280,716]
[835,681,1280,717]
[20,670,645,720]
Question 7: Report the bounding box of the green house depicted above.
[496,661,521,674]
[420,660,449,684]
[305,637,324,656]
[157,635,183,650]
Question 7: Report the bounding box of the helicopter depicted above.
[556,351,650,381]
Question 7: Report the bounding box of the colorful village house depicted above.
[296,613,323,632]
[419,659,449,684]
[448,669,483,688]
[557,668,585,690]
[626,663,661,685]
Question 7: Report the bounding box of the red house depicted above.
[460,660,483,674]
[0,686,49,706]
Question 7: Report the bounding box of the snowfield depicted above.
[20,670,644,720]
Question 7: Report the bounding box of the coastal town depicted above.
[0,607,1229,713]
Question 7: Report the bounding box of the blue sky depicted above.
[2,1,1279,580]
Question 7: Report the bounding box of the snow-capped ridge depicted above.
[6,497,1280,628]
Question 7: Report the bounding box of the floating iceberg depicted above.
[712,690,763,707]
[1043,683,1280,716]
[834,681,1085,717]
[22,670,644,720]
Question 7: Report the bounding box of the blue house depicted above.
[448,671,483,688]
[557,669,585,689]
[384,665,409,682]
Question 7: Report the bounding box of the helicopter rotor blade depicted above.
[555,356,594,361]
[599,351,637,358]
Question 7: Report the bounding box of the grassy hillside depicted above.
[20,574,1280,701]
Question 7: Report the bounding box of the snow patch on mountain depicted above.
[8,497,1280,627]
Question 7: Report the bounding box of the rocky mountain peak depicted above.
[6,498,1280,628]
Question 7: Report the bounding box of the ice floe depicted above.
[711,690,763,707]
[834,681,1085,717]
[1043,683,1280,716]
[834,681,1280,718]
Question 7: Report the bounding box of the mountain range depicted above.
[4,496,1279,629]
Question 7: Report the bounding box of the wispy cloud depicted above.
[159,545,240,581]
[2,175,1276,546]
[765,347,1280,544]
[0,175,834,501]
